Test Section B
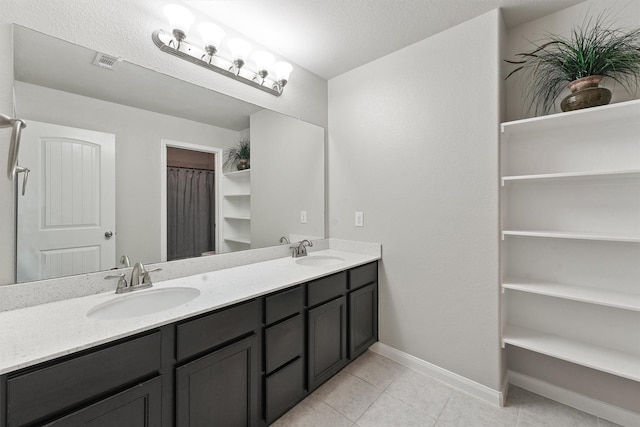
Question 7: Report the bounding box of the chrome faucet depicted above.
[120,254,131,268]
[104,262,162,294]
[290,239,313,258]
[279,236,290,244]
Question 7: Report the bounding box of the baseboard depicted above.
[369,342,504,407]
[508,370,640,427]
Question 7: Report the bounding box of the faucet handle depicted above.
[105,273,128,294]
[141,267,162,285]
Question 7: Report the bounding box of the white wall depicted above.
[328,10,502,390]
[0,0,328,285]
[250,109,325,248]
[505,0,640,121]
[15,81,238,267]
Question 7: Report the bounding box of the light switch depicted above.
[355,211,364,227]
[300,210,307,223]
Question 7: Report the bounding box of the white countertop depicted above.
[0,249,379,375]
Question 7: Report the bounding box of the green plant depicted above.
[224,139,250,168]
[505,13,640,114]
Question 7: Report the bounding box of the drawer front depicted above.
[7,332,161,427]
[265,286,303,325]
[265,314,304,374]
[348,262,377,290]
[177,299,260,361]
[307,271,347,307]
[265,358,304,424]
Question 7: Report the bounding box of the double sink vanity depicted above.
[0,244,380,426]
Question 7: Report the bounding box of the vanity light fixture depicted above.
[153,4,292,96]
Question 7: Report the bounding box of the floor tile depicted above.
[344,350,407,390]
[314,371,383,421]
[435,390,518,427]
[507,386,598,427]
[385,368,453,419]
[271,393,354,427]
[355,391,436,427]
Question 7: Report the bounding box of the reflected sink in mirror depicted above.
[87,287,200,320]
[295,255,345,267]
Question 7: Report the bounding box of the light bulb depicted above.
[252,51,275,80]
[228,38,252,62]
[198,22,225,56]
[163,4,195,42]
[272,61,293,82]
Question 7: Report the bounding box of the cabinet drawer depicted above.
[177,299,260,361]
[265,358,304,424]
[6,331,161,427]
[307,271,347,307]
[265,286,303,325]
[348,262,377,290]
[265,314,304,374]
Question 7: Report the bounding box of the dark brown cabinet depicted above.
[0,261,378,427]
[4,332,162,427]
[349,283,378,359]
[263,286,305,424]
[45,377,162,427]
[176,335,259,427]
[175,299,261,427]
[308,295,348,391]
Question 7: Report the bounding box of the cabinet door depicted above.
[176,334,259,427]
[308,296,347,391]
[349,283,378,359]
[45,377,161,427]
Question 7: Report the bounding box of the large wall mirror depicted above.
[12,25,325,284]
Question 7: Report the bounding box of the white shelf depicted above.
[224,216,250,221]
[501,169,640,186]
[223,237,251,244]
[500,99,640,137]
[502,278,640,312]
[502,230,640,243]
[223,169,250,177]
[223,193,250,198]
[502,324,640,382]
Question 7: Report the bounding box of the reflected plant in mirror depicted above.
[224,138,250,171]
[11,25,325,284]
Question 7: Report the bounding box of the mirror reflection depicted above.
[12,25,325,284]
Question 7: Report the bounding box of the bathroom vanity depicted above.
[0,250,379,426]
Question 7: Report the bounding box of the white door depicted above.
[17,121,116,282]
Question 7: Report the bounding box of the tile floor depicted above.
[272,351,622,427]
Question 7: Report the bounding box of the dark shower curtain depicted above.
[167,167,215,261]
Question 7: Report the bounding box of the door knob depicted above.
[105,231,113,238]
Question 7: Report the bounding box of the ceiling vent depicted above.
[93,52,122,70]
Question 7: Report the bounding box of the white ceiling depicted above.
[185,0,585,79]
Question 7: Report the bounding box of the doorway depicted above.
[160,140,222,262]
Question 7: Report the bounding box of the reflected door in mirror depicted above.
[17,121,116,282]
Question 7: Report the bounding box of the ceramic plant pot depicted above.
[236,159,250,170]
[560,75,612,112]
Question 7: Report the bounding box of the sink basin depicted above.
[295,255,345,267]
[87,287,200,320]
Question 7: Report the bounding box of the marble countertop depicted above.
[0,249,379,375]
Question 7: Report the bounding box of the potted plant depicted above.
[505,14,640,115]
[224,139,250,170]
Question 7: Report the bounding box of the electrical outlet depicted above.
[300,210,307,223]
[355,211,364,227]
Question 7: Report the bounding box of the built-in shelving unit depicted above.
[500,100,640,388]
[221,169,251,253]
